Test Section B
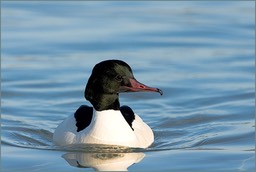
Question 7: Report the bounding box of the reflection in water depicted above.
[63,152,145,171]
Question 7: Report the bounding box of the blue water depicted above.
[1,1,255,171]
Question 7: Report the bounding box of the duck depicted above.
[53,60,163,148]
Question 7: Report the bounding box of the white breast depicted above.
[53,109,154,148]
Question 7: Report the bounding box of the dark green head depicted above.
[85,60,162,111]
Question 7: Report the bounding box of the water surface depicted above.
[1,1,255,171]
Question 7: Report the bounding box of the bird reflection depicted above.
[62,152,145,171]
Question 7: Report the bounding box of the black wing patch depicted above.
[74,105,93,132]
[120,105,135,131]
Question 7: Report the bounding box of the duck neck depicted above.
[90,93,120,111]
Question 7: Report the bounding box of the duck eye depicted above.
[115,75,123,82]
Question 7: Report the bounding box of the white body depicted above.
[53,110,154,148]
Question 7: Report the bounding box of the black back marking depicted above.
[74,105,93,132]
[120,105,135,130]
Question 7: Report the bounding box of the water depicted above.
[1,1,255,171]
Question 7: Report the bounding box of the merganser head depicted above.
[85,60,162,111]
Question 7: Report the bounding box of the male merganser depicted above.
[53,60,162,148]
